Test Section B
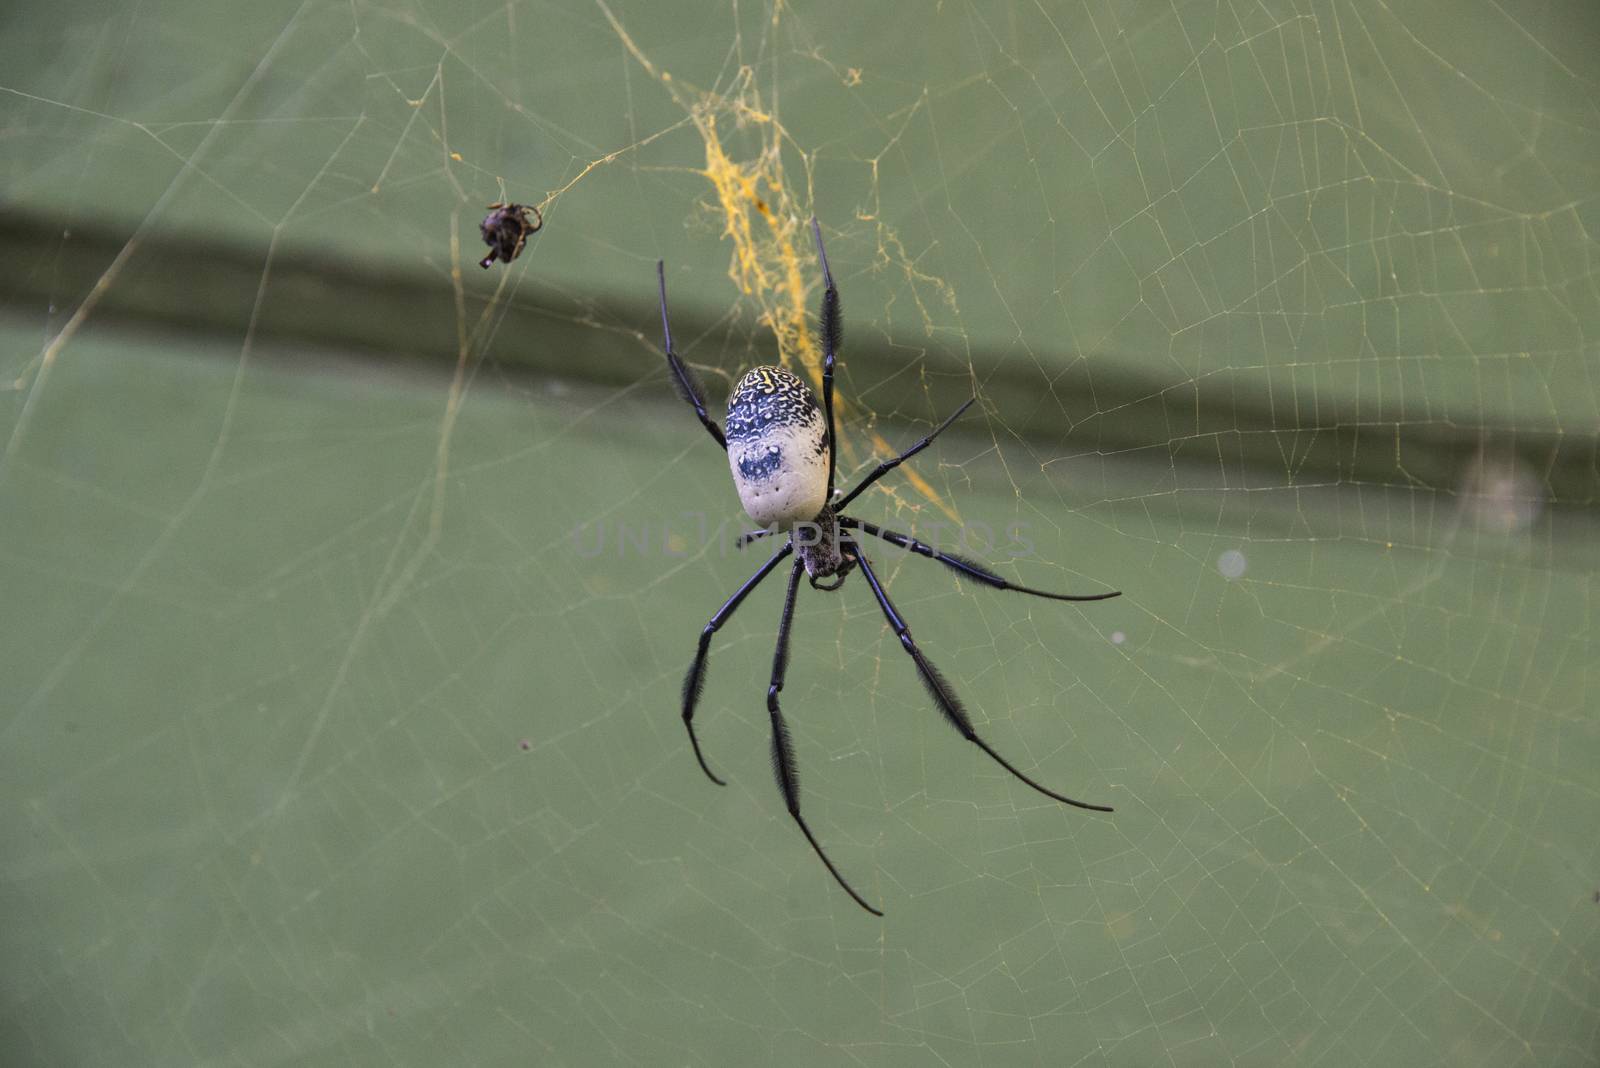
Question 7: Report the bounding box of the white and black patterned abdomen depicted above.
[726,365,829,526]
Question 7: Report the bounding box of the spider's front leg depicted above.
[680,543,793,784]
[847,544,1113,813]
[842,518,1120,602]
[735,527,778,550]
[765,557,883,916]
[834,396,976,511]
[656,261,727,450]
[810,217,841,497]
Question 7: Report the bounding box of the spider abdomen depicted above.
[726,365,829,526]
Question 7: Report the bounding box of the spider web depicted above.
[2,0,1597,1064]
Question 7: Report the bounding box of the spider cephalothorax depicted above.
[791,505,854,589]
[655,218,1122,916]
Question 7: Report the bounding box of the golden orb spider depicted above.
[657,219,1120,915]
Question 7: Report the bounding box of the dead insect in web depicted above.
[479,202,542,269]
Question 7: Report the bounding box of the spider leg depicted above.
[767,557,883,916]
[841,519,1121,602]
[847,544,1113,813]
[735,527,779,550]
[682,542,794,785]
[810,217,841,497]
[656,261,728,450]
[834,396,977,511]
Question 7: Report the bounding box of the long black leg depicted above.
[834,396,977,511]
[735,527,778,550]
[848,544,1113,813]
[841,519,1121,602]
[657,261,727,450]
[767,558,883,916]
[682,542,793,784]
[811,217,841,497]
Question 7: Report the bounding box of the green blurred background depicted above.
[2,1,1597,1064]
